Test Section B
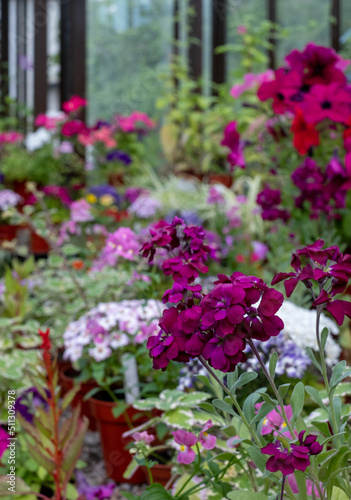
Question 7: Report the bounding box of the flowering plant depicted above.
[133,225,351,499]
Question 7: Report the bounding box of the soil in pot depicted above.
[59,368,98,431]
[88,390,149,484]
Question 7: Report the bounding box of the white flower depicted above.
[25,127,52,151]
[278,301,340,366]
[0,189,22,211]
[89,342,112,362]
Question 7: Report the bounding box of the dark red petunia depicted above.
[291,108,319,155]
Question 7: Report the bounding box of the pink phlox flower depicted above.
[132,431,155,445]
[70,199,93,223]
[172,429,198,465]
[199,420,216,450]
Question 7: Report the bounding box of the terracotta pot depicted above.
[208,173,233,187]
[0,225,17,243]
[59,368,98,431]
[143,464,172,486]
[88,395,148,484]
[31,232,50,255]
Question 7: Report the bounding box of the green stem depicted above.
[198,356,264,447]
[103,385,133,429]
[143,452,153,484]
[280,476,286,500]
[247,339,295,439]
[315,305,339,447]
[175,444,202,497]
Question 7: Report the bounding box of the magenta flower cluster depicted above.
[272,239,351,326]
[258,43,351,125]
[256,186,290,222]
[292,158,351,219]
[141,217,211,286]
[147,267,284,372]
[261,431,322,476]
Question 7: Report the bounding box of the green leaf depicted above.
[278,383,290,399]
[331,487,349,500]
[212,399,236,416]
[242,391,264,423]
[330,361,347,389]
[290,382,304,424]
[61,384,81,411]
[305,386,326,409]
[294,470,308,500]
[140,484,173,499]
[247,445,267,473]
[320,327,329,351]
[232,372,258,391]
[112,402,129,419]
[269,352,278,380]
[227,490,267,499]
[306,347,322,373]
[227,368,239,390]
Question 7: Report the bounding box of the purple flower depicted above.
[0,189,22,211]
[256,187,290,222]
[88,185,121,207]
[70,199,93,223]
[221,121,246,170]
[132,431,155,445]
[0,427,10,459]
[75,470,115,500]
[106,149,132,165]
[15,388,49,423]
[199,420,217,450]
[172,430,198,464]
[128,195,162,218]
[261,442,295,476]
[298,431,323,455]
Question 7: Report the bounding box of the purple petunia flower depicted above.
[106,149,132,165]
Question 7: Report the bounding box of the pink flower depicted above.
[256,404,293,438]
[35,113,66,130]
[0,131,23,144]
[70,199,93,222]
[199,420,216,450]
[301,83,351,124]
[61,120,89,137]
[251,241,269,261]
[172,430,198,464]
[0,427,10,459]
[230,71,274,99]
[62,95,87,114]
[237,25,247,35]
[116,111,155,133]
[287,474,322,498]
[221,121,245,170]
[132,431,155,445]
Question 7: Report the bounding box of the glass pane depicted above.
[341,0,351,45]
[276,0,330,64]
[226,0,267,79]
[87,0,174,124]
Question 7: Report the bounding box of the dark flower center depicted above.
[247,306,258,317]
[276,92,284,101]
[321,100,332,109]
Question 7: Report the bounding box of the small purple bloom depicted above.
[106,149,132,165]
[15,387,49,423]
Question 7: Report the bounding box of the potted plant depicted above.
[62,298,180,483]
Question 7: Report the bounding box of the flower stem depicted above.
[198,356,264,447]
[315,305,339,446]
[280,476,286,500]
[247,339,295,439]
